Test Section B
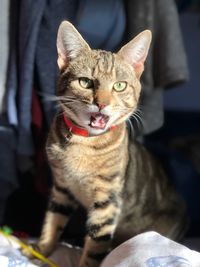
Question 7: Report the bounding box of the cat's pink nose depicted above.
[97,103,107,110]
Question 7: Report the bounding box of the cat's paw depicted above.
[21,242,54,259]
[21,243,39,259]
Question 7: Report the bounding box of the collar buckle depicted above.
[64,127,72,142]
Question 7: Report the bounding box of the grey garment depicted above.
[35,0,79,125]
[126,0,189,135]
[6,0,189,154]
[6,0,19,126]
[6,0,78,155]
[164,13,200,111]
[0,0,9,113]
[75,0,126,50]
[6,0,48,154]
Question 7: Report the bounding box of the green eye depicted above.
[113,81,127,92]
[79,77,94,89]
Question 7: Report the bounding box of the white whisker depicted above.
[129,109,144,133]
[38,92,78,103]
[126,118,135,137]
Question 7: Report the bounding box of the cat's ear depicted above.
[57,21,90,70]
[118,30,152,78]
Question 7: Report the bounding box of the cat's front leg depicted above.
[79,191,122,267]
[22,182,78,258]
[38,183,78,255]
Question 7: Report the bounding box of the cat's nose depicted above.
[97,103,107,110]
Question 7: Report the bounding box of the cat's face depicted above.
[57,21,151,136]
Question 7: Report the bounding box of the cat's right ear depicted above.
[118,30,152,79]
[57,21,90,70]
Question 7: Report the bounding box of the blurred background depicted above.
[0,0,199,243]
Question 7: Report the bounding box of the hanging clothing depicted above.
[0,0,10,112]
[6,0,189,154]
[125,0,189,135]
[6,0,48,154]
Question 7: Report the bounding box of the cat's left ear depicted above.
[118,30,152,78]
[57,21,91,70]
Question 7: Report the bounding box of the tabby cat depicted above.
[28,21,187,267]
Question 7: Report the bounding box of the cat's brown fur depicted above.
[25,22,187,267]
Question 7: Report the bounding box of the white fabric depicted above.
[1,232,200,267]
[101,231,200,267]
[0,234,38,267]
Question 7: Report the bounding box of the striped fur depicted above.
[25,22,187,267]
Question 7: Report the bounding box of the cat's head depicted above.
[56,21,151,136]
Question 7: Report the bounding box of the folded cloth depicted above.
[101,231,200,267]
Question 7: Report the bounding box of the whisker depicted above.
[134,107,143,117]
[55,110,66,118]
[134,113,143,127]
[126,118,135,137]
[129,110,144,134]
[37,92,78,103]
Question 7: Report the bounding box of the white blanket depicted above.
[1,231,200,267]
[0,234,37,267]
[101,231,200,267]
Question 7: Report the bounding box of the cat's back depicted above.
[116,139,187,241]
[125,139,178,203]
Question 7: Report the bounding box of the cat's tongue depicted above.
[90,113,109,129]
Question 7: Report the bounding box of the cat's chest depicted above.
[48,126,128,206]
[59,140,126,207]
[57,144,105,205]
[64,143,99,174]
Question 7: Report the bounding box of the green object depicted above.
[1,226,13,235]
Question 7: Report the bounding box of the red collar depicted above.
[63,115,116,138]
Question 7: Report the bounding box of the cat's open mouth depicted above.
[89,113,109,129]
